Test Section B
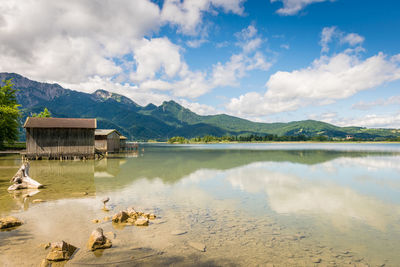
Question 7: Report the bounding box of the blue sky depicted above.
[1,0,400,127]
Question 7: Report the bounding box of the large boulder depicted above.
[87,228,112,251]
[46,241,77,261]
[0,216,22,230]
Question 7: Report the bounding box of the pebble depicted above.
[92,219,100,224]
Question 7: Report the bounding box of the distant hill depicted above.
[1,72,399,141]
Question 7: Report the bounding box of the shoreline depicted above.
[163,141,400,145]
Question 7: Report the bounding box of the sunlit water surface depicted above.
[1,143,400,266]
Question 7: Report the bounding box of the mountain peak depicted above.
[92,89,112,100]
[91,89,139,107]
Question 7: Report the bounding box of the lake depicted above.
[1,143,400,266]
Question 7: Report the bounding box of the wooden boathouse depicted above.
[24,117,97,159]
[95,129,121,153]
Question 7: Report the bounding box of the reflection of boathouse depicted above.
[24,117,96,159]
[95,129,122,153]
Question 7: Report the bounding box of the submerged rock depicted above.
[87,228,112,251]
[0,216,23,230]
[39,243,51,250]
[188,242,206,252]
[149,214,156,220]
[134,218,149,226]
[46,241,77,261]
[32,199,46,203]
[171,230,187,236]
[311,258,322,263]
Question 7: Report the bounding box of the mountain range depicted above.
[1,72,399,141]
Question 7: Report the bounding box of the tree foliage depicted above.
[0,79,20,148]
[33,107,52,118]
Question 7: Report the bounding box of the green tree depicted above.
[33,107,52,118]
[0,79,20,148]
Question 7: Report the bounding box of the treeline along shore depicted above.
[168,134,400,144]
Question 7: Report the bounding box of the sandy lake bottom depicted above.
[1,143,400,266]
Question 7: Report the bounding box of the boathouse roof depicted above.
[95,129,121,136]
[24,117,97,129]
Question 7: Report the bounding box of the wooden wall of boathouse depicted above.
[25,128,95,159]
[95,131,120,153]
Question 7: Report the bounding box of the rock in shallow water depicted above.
[134,218,149,226]
[87,228,112,251]
[112,211,129,223]
[45,241,77,261]
[0,216,22,230]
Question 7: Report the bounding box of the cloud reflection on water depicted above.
[223,159,400,231]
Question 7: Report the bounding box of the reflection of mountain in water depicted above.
[1,146,399,213]
[95,146,399,190]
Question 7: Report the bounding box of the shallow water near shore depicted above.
[1,143,400,266]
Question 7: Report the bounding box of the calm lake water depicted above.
[1,143,400,266]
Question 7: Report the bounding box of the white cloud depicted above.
[352,96,400,110]
[320,26,365,53]
[271,0,331,15]
[0,0,249,104]
[341,33,365,46]
[211,25,272,87]
[186,38,208,48]
[280,44,290,50]
[139,25,272,98]
[178,99,220,115]
[0,0,161,83]
[332,113,400,128]
[138,70,212,99]
[60,76,171,106]
[320,26,337,53]
[227,52,400,117]
[308,109,400,128]
[161,0,245,35]
[212,54,247,87]
[130,37,185,82]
